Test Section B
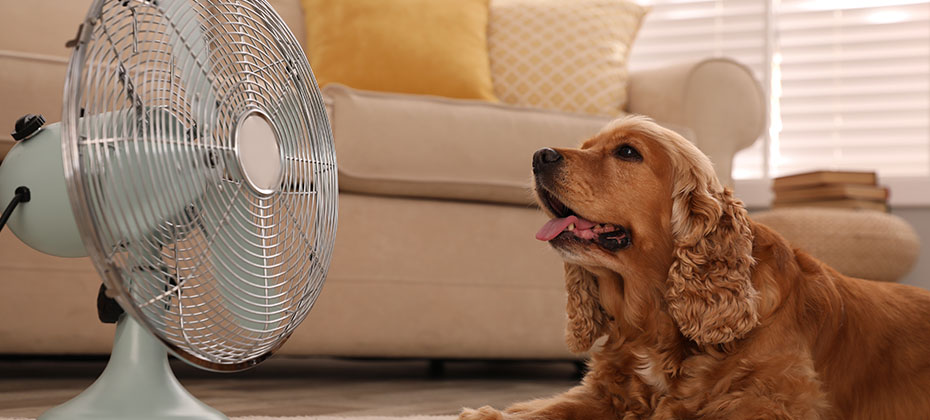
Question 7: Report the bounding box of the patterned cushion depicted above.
[488,0,648,116]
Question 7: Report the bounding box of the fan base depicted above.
[38,315,227,420]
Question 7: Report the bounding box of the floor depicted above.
[0,357,580,418]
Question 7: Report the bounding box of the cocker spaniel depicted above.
[460,116,930,419]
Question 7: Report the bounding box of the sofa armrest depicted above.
[627,58,766,186]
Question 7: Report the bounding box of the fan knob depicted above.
[11,114,46,141]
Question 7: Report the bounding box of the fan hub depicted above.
[235,110,283,195]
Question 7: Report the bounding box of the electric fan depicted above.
[0,0,337,418]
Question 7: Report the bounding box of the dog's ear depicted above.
[665,161,758,346]
[564,263,609,353]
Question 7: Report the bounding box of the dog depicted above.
[459,116,930,419]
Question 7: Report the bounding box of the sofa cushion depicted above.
[302,0,497,101]
[325,84,612,205]
[324,84,695,206]
[488,0,648,116]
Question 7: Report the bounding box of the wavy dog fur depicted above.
[460,116,930,419]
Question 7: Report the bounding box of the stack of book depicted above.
[772,170,889,212]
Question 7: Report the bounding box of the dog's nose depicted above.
[533,148,562,168]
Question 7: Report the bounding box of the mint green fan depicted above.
[0,0,338,418]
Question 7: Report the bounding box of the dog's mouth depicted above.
[535,187,631,252]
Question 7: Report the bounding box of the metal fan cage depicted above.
[62,0,337,371]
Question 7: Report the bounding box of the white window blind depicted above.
[630,0,768,75]
[775,0,930,178]
[629,0,770,180]
[629,0,930,185]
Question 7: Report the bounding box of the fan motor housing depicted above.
[0,122,86,257]
[234,110,283,195]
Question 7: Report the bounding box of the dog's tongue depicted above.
[535,215,596,241]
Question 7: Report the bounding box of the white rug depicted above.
[237,417,456,420]
[4,416,457,420]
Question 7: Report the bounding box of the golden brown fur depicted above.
[460,116,930,419]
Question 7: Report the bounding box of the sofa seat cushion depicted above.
[325,84,617,205]
[325,84,693,206]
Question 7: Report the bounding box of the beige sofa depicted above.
[0,0,765,359]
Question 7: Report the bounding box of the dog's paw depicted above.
[459,405,505,420]
[503,402,536,415]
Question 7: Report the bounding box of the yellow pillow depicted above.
[302,0,497,101]
[488,0,648,116]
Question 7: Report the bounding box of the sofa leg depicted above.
[428,359,445,378]
[573,360,588,379]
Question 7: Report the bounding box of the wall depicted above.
[893,208,930,290]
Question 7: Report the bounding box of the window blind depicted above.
[629,0,770,180]
[631,0,768,76]
[775,0,930,178]
[629,0,930,182]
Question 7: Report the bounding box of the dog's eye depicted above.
[614,144,642,162]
